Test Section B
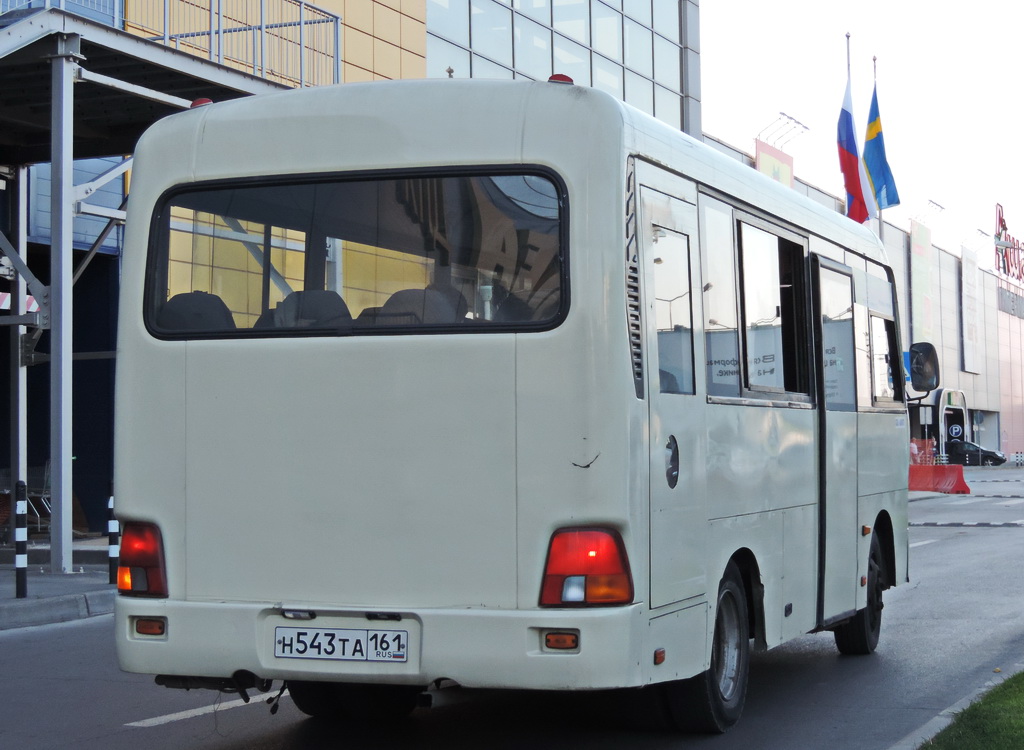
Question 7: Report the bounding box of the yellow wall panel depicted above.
[344,63,375,83]
[345,27,375,71]
[401,50,426,79]
[401,0,427,23]
[400,15,426,56]
[374,39,402,79]
[374,3,402,45]
[344,0,375,34]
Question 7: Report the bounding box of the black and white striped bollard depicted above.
[107,495,119,585]
[15,480,27,598]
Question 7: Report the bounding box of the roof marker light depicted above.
[548,74,574,84]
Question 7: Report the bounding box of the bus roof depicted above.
[136,78,888,268]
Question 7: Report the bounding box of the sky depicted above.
[698,0,1024,256]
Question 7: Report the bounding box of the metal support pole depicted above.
[9,166,28,562]
[334,18,341,84]
[259,0,267,77]
[15,481,27,598]
[299,2,306,87]
[50,33,80,574]
[208,0,215,60]
[217,0,224,66]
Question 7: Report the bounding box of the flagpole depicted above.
[874,56,884,245]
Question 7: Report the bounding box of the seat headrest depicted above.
[273,290,352,328]
[157,291,235,331]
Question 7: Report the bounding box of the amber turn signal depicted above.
[544,632,579,650]
[135,617,167,636]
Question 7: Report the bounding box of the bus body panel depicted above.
[179,336,519,607]
[705,404,817,520]
[822,409,859,619]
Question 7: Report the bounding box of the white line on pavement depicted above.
[910,540,938,548]
[126,695,267,728]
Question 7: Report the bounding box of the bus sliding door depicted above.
[814,257,860,625]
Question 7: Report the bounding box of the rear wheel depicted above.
[982,457,996,467]
[833,533,886,655]
[661,562,750,733]
[289,681,422,721]
[288,681,336,718]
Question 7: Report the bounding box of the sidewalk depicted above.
[0,535,116,630]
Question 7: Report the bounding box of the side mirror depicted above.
[909,342,940,393]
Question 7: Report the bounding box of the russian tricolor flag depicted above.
[837,78,875,224]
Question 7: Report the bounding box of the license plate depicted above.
[274,626,409,662]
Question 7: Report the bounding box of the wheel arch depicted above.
[726,548,767,652]
[872,511,895,589]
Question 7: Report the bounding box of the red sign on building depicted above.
[995,204,1024,283]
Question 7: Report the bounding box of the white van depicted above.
[114,78,937,732]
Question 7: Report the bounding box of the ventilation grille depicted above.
[625,158,644,399]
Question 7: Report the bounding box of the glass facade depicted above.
[426,0,684,129]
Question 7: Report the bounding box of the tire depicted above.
[661,562,750,733]
[982,457,996,467]
[289,681,422,721]
[833,533,886,655]
[288,681,338,718]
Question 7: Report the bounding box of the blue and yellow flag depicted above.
[863,85,900,210]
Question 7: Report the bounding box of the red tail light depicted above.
[117,522,168,597]
[540,528,633,606]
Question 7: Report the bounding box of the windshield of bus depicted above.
[145,171,565,337]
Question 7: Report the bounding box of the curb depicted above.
[0,548,111,566]
[0,588,115,631]
[886,659,1024,750]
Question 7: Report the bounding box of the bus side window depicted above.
[870,315,903,403]
[700,197,740,397]
[819,268,857,411]
[652,226,695,394]
[738,222,808,395]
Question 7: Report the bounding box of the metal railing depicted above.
[0,0,341,87]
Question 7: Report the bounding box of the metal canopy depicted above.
[0,8,289,164]
[0,7,292,574]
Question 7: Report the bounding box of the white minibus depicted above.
[114,78,938,732]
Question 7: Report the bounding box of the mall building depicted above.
[0,0,1020,536]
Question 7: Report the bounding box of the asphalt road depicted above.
[4,466,1023,749]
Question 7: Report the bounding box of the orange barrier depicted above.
[908,464,971,494]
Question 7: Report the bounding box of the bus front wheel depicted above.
[661,562,750,733]
[833,533,886,655]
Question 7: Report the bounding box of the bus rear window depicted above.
[146,171,565,336]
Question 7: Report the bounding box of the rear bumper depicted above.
[115,598,648,690]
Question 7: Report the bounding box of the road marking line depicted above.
[946,498,988,505]
[126,695,264,728]
[910,540,938,548]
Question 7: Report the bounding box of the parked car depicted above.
[945,440,1007,466]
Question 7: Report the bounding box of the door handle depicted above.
[666,435,679,489]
